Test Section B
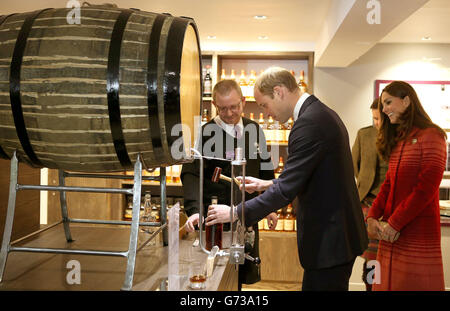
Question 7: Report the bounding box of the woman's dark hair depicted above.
[376,81,447,161]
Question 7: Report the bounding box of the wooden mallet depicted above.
[211,167,241,186]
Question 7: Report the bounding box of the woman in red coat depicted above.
[367,81,446,291]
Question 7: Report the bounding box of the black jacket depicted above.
[238,95,369,270]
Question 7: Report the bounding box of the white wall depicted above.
[315,42,450,290]
[314,43,450,146]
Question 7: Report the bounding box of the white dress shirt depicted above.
[213,115,243,139]
[293,92,311,122]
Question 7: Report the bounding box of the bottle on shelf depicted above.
[201,109,209,126]
[221,69,226,80]
[124,197,133,220]
[142,193,152,221]
[206,196,223,250]
[230,69,236,81]
[274,157,284,179]
[258,113,266,129]
[285,117,294,142]
[275,208,284,231]
[150,196,160,223]
[171,165,181,184]
[290,70,296,81]
[203,65,212,97]
[166,166,172,183]
[284,204,295,232]
[298,70,307,93]
[239,69,248,98]
[249,112,255,122]
[267,116,275,143]
[248,70,257,99]
[276,121,285,143]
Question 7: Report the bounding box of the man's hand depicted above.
[184,213,203,232]
[266,212,278,230]
[235,176,273,194]
[206,204,233,226]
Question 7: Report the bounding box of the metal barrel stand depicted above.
[0,151,168,291]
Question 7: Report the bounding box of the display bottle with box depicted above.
[267,116,275,143]
[205,196,223,250]
[171,165,181,184]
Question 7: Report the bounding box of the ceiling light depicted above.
[258,36,268,40]
[422,36,432,41]
[207,35,216,40]
[254,15,267,20]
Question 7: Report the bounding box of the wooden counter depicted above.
[0,224,237,291]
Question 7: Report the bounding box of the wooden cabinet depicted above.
[259,231,303,283]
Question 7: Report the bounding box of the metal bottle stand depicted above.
[192,147,249,268]
[0,151,168,291]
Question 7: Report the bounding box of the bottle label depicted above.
[284,220,294,231]
[275,220,284,231]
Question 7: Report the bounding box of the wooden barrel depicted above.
[0,6,202,172]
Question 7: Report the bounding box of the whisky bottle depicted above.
[124,197,133,220]
[230,69,236,81]
[275,120,284,143]
[274,157,284,179]
[221,69,226,80]
[171,165,181,184]
[248,70,257,99]
[166,166,172,184]
[201,109,209,126]
[239,70,248,98]
[285,117,294,142]
[275,209,284,231]
[206,196,223,250]
[267,116,275,143]
[204,65,212,97]
[249,112,255,122]
[298,70,307,93]
[284,204,295,232]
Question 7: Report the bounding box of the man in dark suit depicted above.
[206,67,368,291]
[181,79,277,290]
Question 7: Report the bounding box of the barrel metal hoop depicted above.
[146,14,167,163]
[107,9,134,169]
[9,9,51,168]
[164,18,188,148]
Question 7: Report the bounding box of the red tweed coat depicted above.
[368,127,446,291]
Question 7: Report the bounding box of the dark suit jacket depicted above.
[238,95,368,270]
[181,117,274,283]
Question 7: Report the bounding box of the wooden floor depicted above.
[242,281,302,291]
